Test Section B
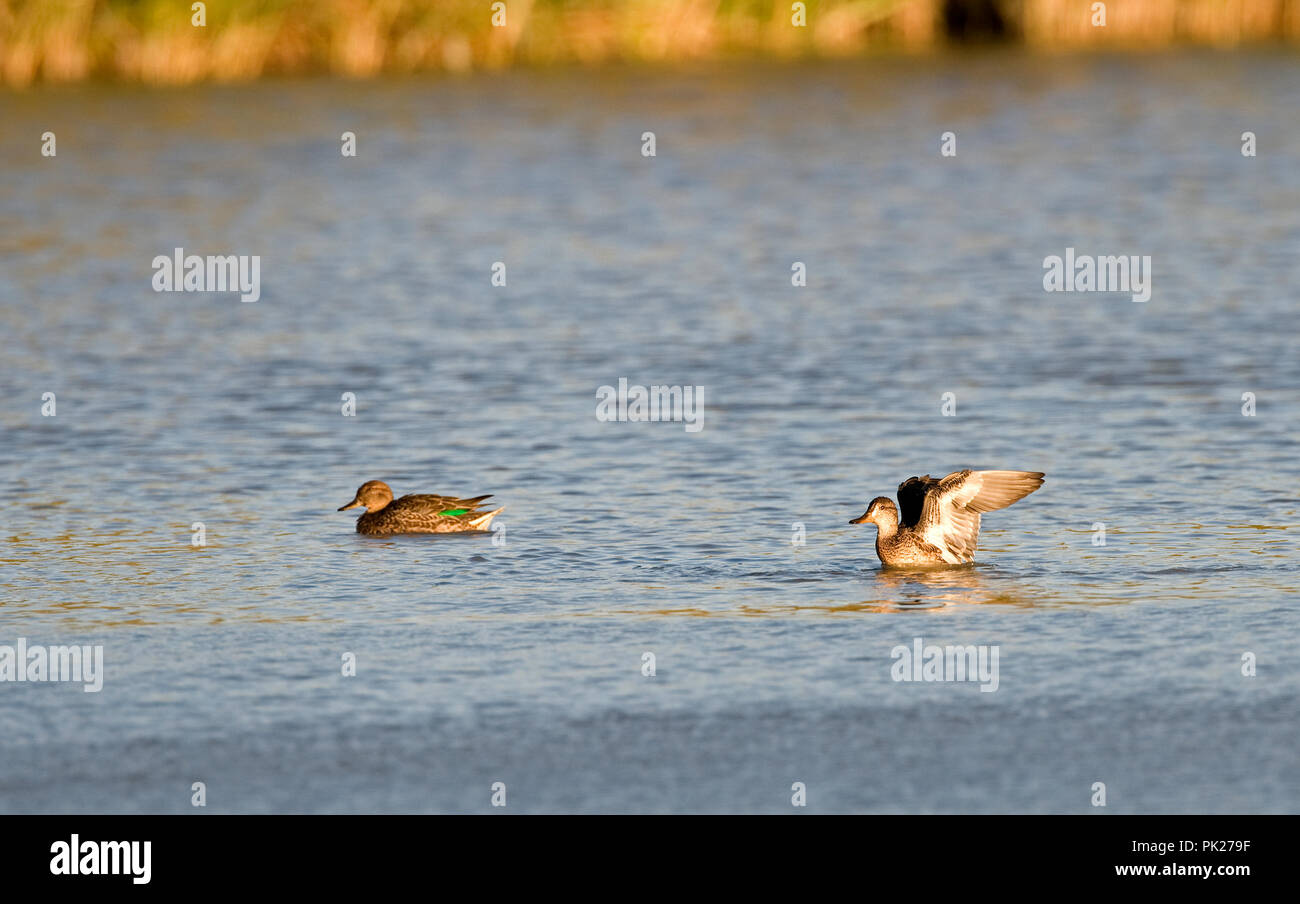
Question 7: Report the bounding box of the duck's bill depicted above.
[338,499,361,511]
[849,512,870,524]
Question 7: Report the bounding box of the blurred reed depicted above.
[1,0,1297,87]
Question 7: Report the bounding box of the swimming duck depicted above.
[850,469,1044,566]
[337,480,504,535]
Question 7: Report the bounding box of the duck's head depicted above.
[850,496,897,527]
[338,480,394,513]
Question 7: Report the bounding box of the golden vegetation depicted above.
[1,0,1297,87]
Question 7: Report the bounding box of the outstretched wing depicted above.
[916,470,1045,563]
[896,475,941,528]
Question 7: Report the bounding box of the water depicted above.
[1,52,1297,813]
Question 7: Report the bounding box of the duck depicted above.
[850,469,1044,567]
[337,480,504,535]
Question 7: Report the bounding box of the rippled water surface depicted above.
[1,53,1298,812]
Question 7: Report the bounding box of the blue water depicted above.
[1,52,1297,812]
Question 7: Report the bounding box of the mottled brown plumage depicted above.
[850,469,1044,566]
[337,480,503,535]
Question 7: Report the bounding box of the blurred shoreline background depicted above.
[2,0,1298,87]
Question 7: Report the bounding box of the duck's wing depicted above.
[916,470,1045,562]
[394,493,494,512]
[896,475,941,528]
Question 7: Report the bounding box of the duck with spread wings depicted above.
[850,470,1044,566]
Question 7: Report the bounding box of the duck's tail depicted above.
[467,507,504,530]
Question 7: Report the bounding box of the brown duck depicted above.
[850,469,1044,566]
[338,480,504,535]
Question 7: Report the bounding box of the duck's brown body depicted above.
[338,481,503,536]
[875,529,952,567]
